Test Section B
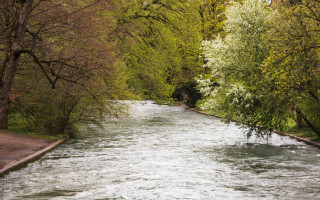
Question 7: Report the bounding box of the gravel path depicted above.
[0,132,57,170]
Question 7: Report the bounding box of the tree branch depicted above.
[17,49,55,88]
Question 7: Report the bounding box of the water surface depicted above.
[1,101,320,199]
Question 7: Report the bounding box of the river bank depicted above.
[0,132,65,177]
[179,103,320,149]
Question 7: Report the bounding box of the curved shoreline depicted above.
[185,107,320,149]
[0,132,65,178]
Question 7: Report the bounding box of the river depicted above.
[1,101,320,199]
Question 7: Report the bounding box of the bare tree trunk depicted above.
[0,0,33,129]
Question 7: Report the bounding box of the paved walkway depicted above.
[0,132,60,173]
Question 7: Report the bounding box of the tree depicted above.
[0,0,34,129]
[197,0,286,136]
[198,0,320,138]
[113,0,232,106]
[264,0,320,136]
[1,0,130,135]
[197,0,230,40]
[112,0,199,102]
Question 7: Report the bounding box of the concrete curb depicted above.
[0,138,66,177]
[186,107,320,149]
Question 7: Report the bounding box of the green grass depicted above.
[286,118,319,141]
[4,127,64,140]
[7,112,65,140]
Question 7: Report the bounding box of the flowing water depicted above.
[1,101,320,200]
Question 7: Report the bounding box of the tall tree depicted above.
[0,0,34,129]
[264,0,320,136]
[1,0,130,134]
[198,0,320,138]
[198,0,284,136]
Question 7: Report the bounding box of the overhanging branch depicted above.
[17,49,55,88]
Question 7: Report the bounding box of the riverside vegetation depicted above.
[0,0,319,140]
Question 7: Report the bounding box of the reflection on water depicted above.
[1,101,320,200]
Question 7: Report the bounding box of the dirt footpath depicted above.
[0,132,58,170]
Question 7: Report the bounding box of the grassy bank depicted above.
[6,112,66,140]
[286,118,320,142]
[2,128,65,140]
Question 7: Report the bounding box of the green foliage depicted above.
[198,0,289,136]
[198,0,320,138]
[114,0,231,104]
[6,1,132,137]
[264,0,320,136]
[10,75,128,137]
[286,118,319,140]
[197,0,232,40]
[3,0,243,136]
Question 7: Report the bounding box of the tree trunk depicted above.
[0,0,33,129]
[296,109,320,138]
[295,109,303,129]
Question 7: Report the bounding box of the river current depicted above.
[1,101,320,199]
